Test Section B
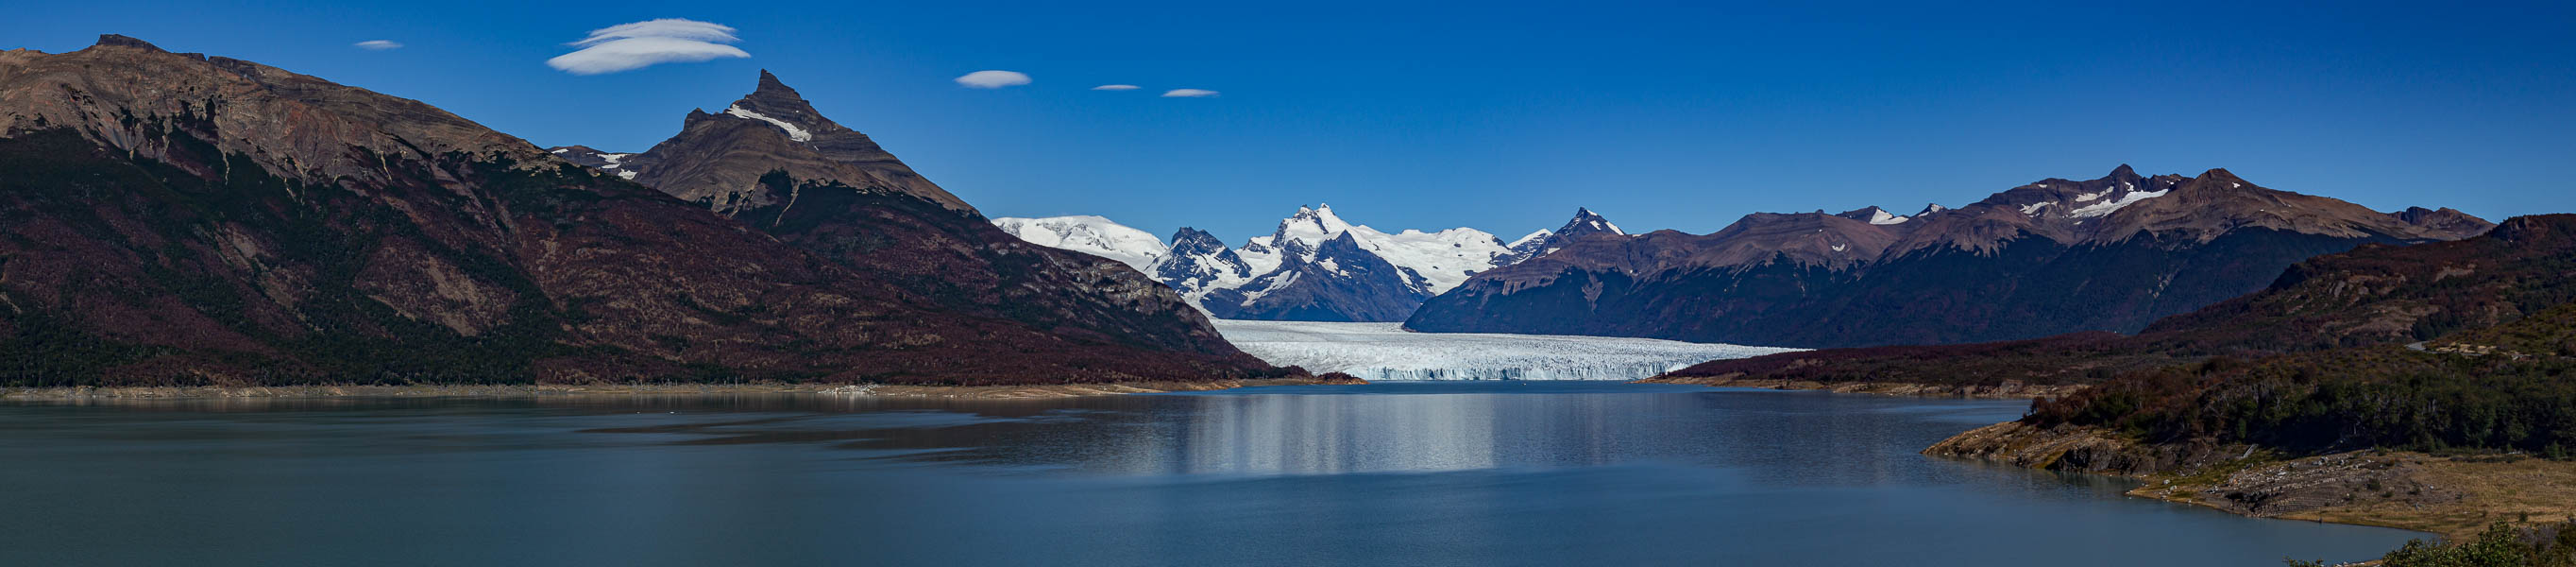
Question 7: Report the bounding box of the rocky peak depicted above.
[623,71,971,213]
[92,34,166,52]
[1167,227,1229,255]
[2391,206,2497,237]
[1559,207,1625,236]
[1501,207,1634,265]
[2184,167,2249,191]
[2486,214,2576,246]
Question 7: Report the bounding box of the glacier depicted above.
[1213,320,1800,381]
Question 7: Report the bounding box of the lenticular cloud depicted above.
[548,19,750,75]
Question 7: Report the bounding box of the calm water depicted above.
[0,382,2420,566]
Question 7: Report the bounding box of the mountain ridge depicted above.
[0,35,1280,386]
[1407,165,2493,348]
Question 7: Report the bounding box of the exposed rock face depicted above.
[1408,165,2493,348]
[621,70,969,214]
[1500,207,1626,265]
[1154,227,1253,303]
[0,36,1277,386]
[1201,232,1430,321]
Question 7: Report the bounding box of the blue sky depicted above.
[9,1,2573,244]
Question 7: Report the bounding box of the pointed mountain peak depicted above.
[1554,207,1625,236]
[2106,163,2141,180]
[726,71,828,130]
[1917,203,1949,216]
[755,69,793,95]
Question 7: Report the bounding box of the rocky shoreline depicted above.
[1637,376,2089,399]
[1925,421,2576,540]
[0,376,1368,402]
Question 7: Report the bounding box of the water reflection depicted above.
[0,383,2429,566]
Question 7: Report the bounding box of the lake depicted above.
[0,382,2422,565]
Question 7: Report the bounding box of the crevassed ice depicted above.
[723,104,814,143]
[1214,320,1801,381]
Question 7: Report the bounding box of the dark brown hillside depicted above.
[0,35,1280,386]
[1653,215,2576,388]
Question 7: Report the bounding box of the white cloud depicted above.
[353,40,402,50]
[955,70,1032,89]
[1091,84,1141,91]
[547,19,750,75]
[1161,88,1220,98]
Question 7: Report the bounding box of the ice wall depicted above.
[1212,320,1801,381]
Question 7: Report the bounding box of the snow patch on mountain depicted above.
[991,215,1169,272]
[2068,189,2171,218]
[723,104,813,142]
[1250,204,1515,295]
[1215,320,1799,381]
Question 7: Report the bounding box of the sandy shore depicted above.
[0,376,1365,402]
[1638,375,2089,399]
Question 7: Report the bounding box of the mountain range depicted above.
[1406,165,2492,348]
[993,206,1627,321]
[0,35,1289,386]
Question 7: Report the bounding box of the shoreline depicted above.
[1636,375,2089,400]
[0,376,1365,402]
[1925,421,2576,541]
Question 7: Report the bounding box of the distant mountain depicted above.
[1499,207,1627,265]
[993,206,1621,322]
[617,70,972,215]
[989,215,1167,272]
[1652,214,2576,389]
[1409,165,2493,348]
[0,37,1280,386]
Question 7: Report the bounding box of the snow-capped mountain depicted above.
[1166,204,1633,321]
[990,215,1168,272]
[1500,207,1627,265]
[991,205,1624,322]
[1409,165,2497,349]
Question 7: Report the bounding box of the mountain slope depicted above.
[587,72,1263,374]
[1652,214,2576,389]
[621,71,970,215]
[0,36,1279,386]
[1410,166,2491,348]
